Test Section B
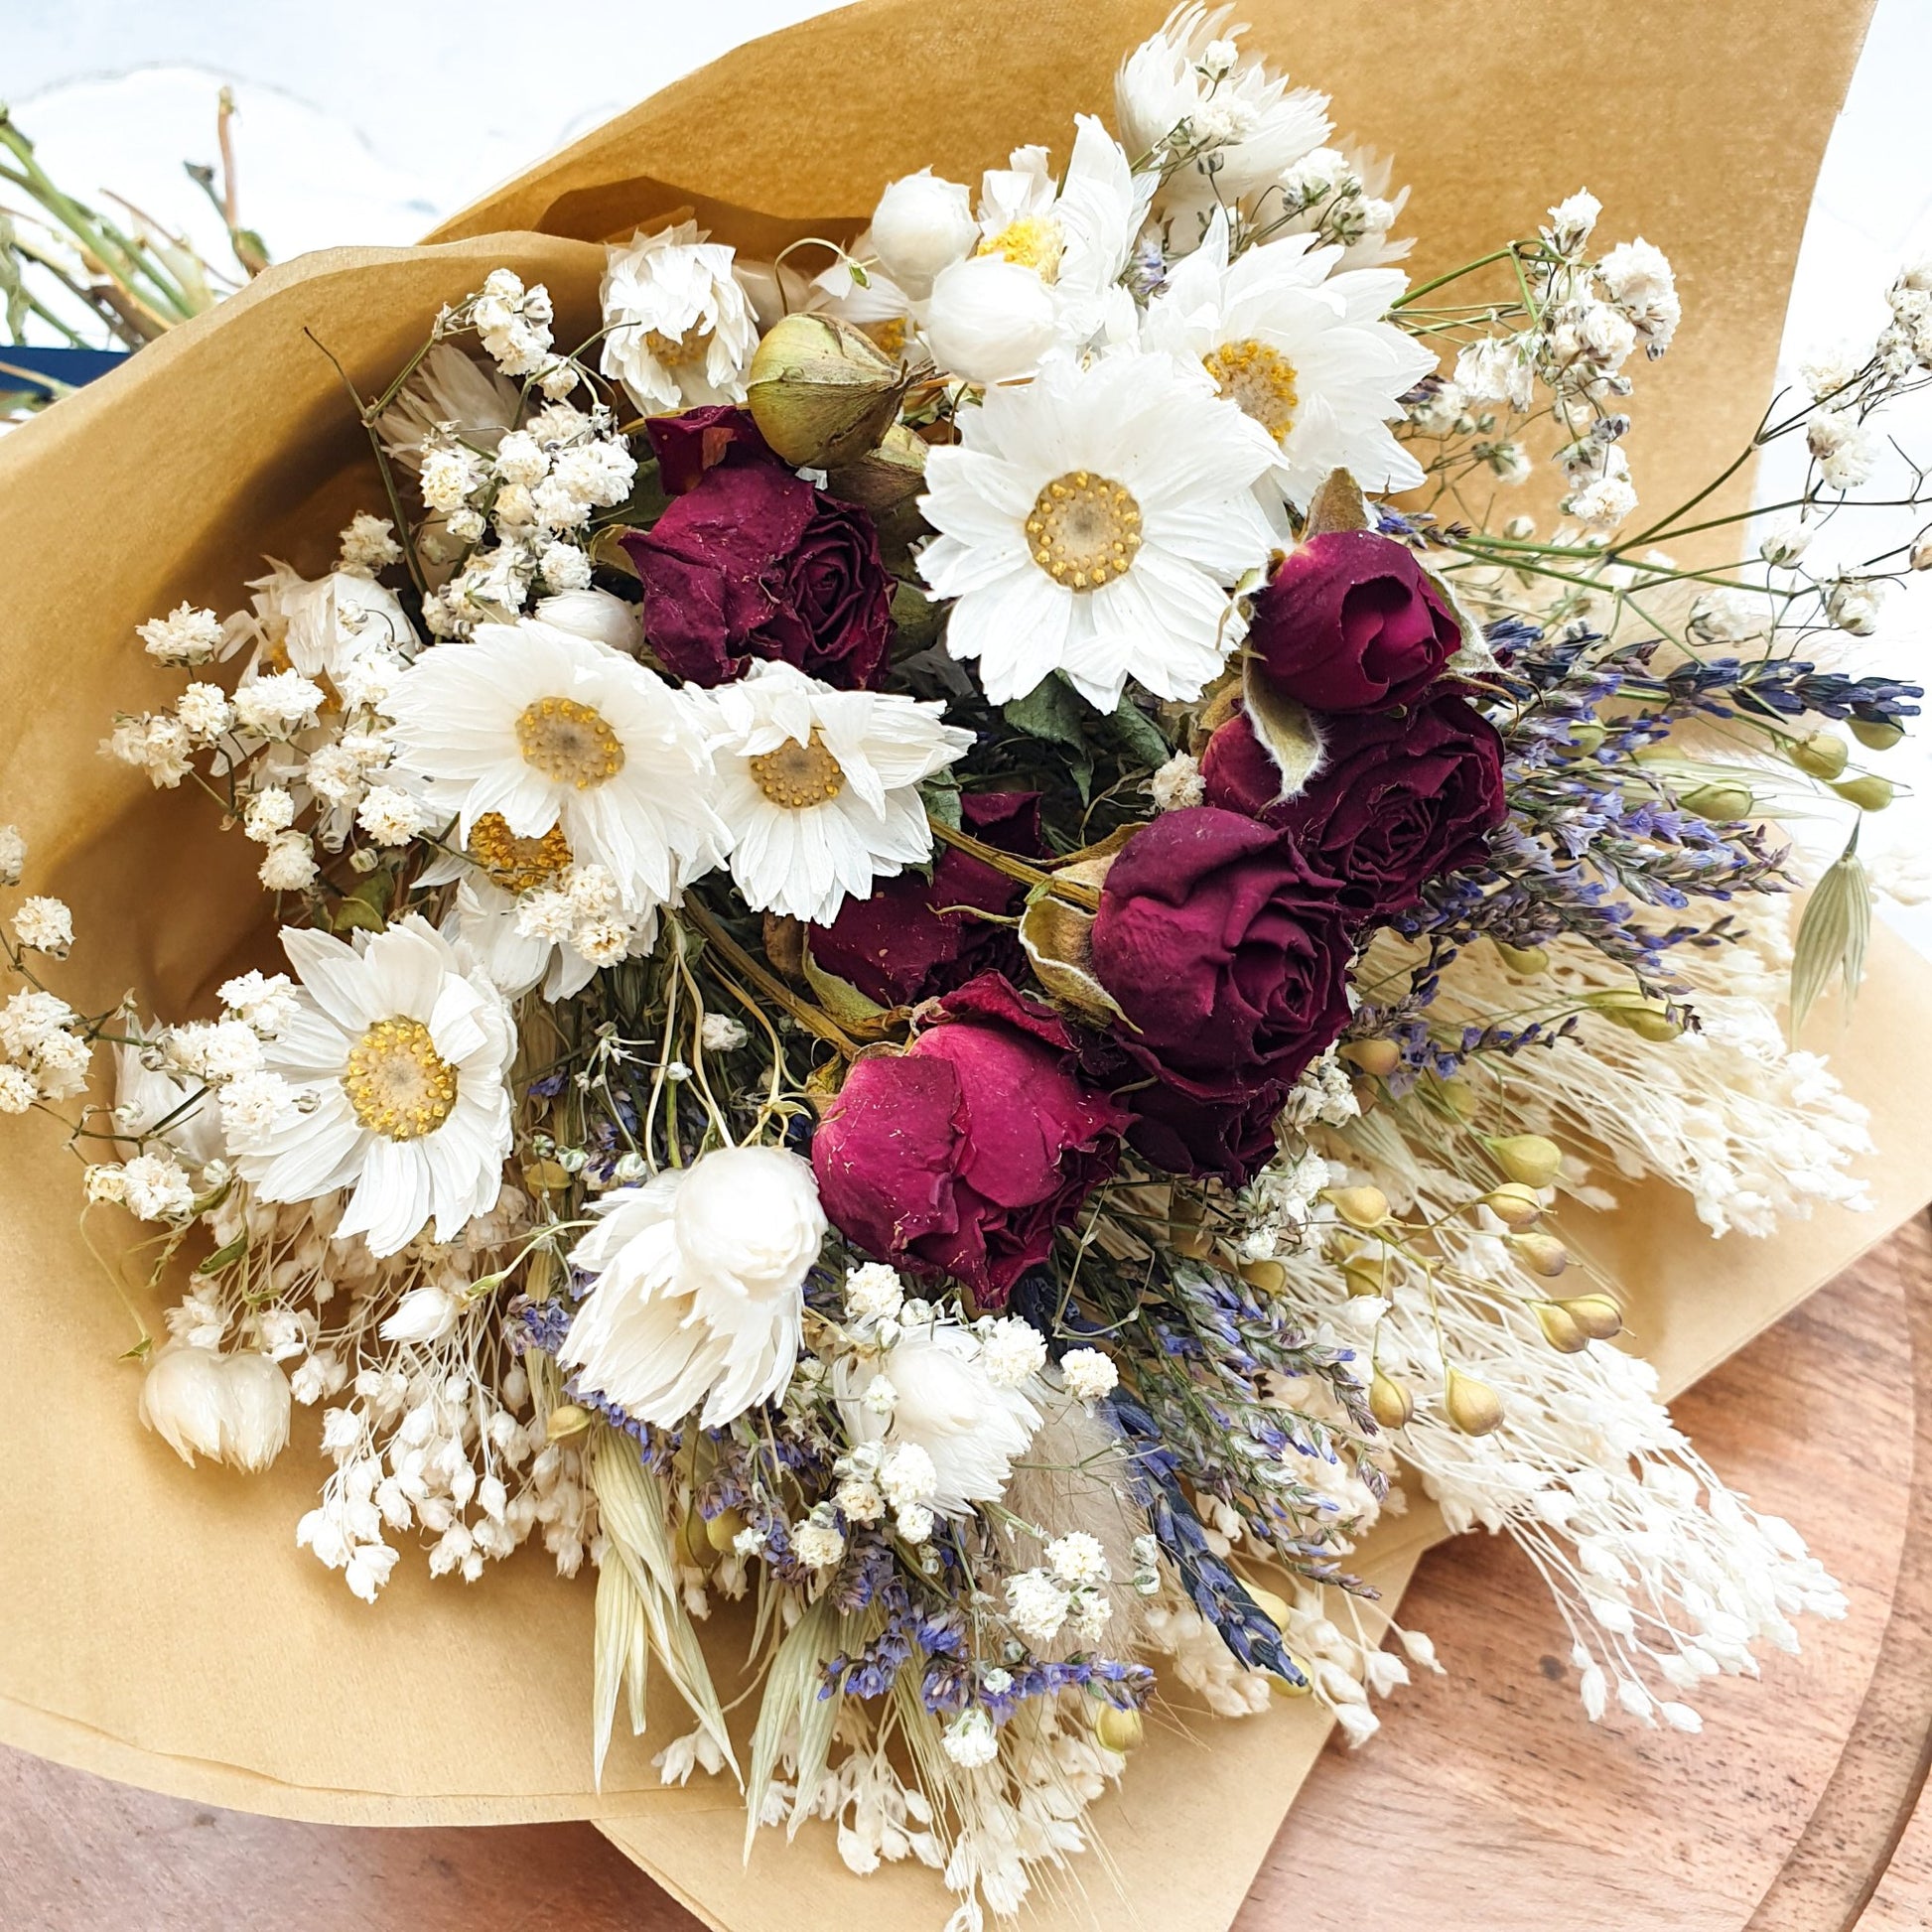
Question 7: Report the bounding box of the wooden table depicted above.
[5,1219,1928,1930]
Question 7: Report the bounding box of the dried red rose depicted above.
[1248,529,1462,712]
[1202,693,1507,919]
[811,972,1125,1307]
[808,792,1042,1008]
[1086,806,1355,1183]
[621,409,894,689]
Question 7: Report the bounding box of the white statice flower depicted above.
[138,1344,291,1471]
[919,348,1280,709]
[471,268,555,378]
[1149,750,1204,811]
[122,1150,196,1221]
[600,221,759,415]
[923,118,1149,382]
[559,1143,824,1428]
[835,1314,1042,1517]
[137,601,227,666]
[225,916,515,1256]
[1058,1347,1119,1403]
[0,822,22,886]
[1117,4,1330,237]
[11,895,71,955]
[868,169,981,300]
[382,619,727,916]
[241,561,416,682]
[699,659,972,926]
[1141,208,1433,509]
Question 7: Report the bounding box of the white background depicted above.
[8,0,1930,951]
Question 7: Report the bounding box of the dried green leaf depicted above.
[1240,663,1325,798]
[1303,468,1372,536]
[1790,833,1871,1036]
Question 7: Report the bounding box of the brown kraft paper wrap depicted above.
[0,3,1915,1928]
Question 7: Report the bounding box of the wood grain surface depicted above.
[3,1217,1928,1932]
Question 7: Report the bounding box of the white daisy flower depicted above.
[700,660,973,927]
[1141,209,1433,509]
[226,915,515,1258]
[599,220,760,416]
[1117,4,1331,241]
[923,118,1149,381]
[917,348,1282,710]
[381,619,727,916]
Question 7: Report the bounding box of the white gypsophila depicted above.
[0,985,73,1059]
[225,915,515,1257]
[382,618,728,916]
[231,668,326,741]
[1045,1530,1109,1587]
[560,1143,824,1429]
[11,895,71,955]
[845,1260,905,1326]
[108,1025,223,1170]
[429,865,651,1002]
[980,1313,1048,1388]
[175,683,232,741]
[1825,576,1886,635]
[940,1706,1002,1770]
[0,821,23,886]
[241,561,417,682]
[26,1028,87,1102]
[258,832,319,893]
[121,1150,196,1221]
[162,1018,265,1085]
[918,348,1282,709]
[600,220,760,416]
[1117,5,1330,238]
[1005,1569,1071,1645]
[698,658,973,927]
[1597,237,1681,351]
[340,512,403,576]
[700,1012,747,1053]
[793,1508,847,1570]
[218,970,301,1037]
[1148,750,1204,811]
[0,1064,34,1113]
[834,1314,1042,1517]
[137,601,227,666]
[1059,1348,1120,1404]
[103,712,194,787]
[1140,209,1433,510]
[472,268,555,378]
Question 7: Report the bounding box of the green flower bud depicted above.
[1832,772,1894,811]
[1484,1134,1564,1189]
[746,313,907,468]
[1850,717,1904,752]
[1567,722,1606,757]
[1788,730,1848,780]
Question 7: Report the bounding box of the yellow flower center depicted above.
[1203,338,1301,443]
[1026,472,1144,590]
[643,324,712,369]
[468,811,574,894]
[344,1017,457,1142]
[978,214,1063,282]
[515,695,625,790]
[749,729,847,810]
[863,316,909,359]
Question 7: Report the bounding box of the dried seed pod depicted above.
[1243,1581,1292,1629]
[1339,1037,1402,1077]
[1510,1230,1570,1279]
[1484,1134,1563,1189]
[1325,1185,1390,1229]
[1239,1258,1288,1295]
[1586,988,1684,1041]
[1483,1182,1544,1228]
[1561,1293,1625,1340]
[1533,1301,1589,1353]
[1341,1256,1385,1298]
[745,312,906,468]
[1369,1368,1414,1429]
[1445,1367,1505,1437]
[1851,716,1904,751]
[1788,730,1849,779]
[1678,780,1754,822]
[1832,772,1894,812]
[704,1505,749,1554]
[544,1402,592,1443]
[1492,940,1550,976]
[1093,1704,1145,1752]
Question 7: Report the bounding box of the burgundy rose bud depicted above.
[1086,806,1355,1184]
[1203,693,1507,919]
[809,792,1042,1007]
[1249,529,1462,712]
[621,427,894,690]
[645,404,772,496]
[811,972,1125,1308]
